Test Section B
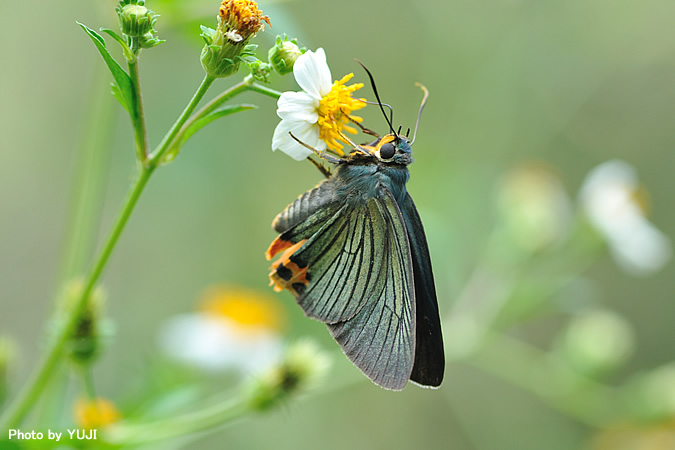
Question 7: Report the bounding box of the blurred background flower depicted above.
[74,397,122,430]
[579,160,672,275]
[158,285,285,375]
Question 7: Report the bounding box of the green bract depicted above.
[268,35,305,75]
[116,0,159,38]
[200,26,259,78]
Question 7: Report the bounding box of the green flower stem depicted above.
[0,167,153,430]
[104,396,249,445]
[128,56,150,163]
[148,74,217,166]
[0,72,271,429]
[163,76,281,159]
[247,80,283,100]
[82,367,97,400]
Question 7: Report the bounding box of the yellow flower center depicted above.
[74,397,121,430]
[317,73,366,154]
[219,0,271,40]
[199,286,284,332]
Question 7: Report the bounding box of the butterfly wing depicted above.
[400,193,445,387]
[327,188,416,390]
[267,186,416,390]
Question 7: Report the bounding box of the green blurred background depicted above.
[2,0,674,448]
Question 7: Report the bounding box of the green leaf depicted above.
[78,22,134,113]
[111,83,130,112]
[99,28,135,62]
[162,104,257,163]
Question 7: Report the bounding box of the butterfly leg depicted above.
[346,114,379,137]
[288,132,343,164]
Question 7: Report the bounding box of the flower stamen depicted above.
[317,73,366,155]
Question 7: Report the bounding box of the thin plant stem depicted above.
[0,71,264,429]
[128,58,150,163]
[82,368,97,400]
[149,74,216,165]
[167,77,281,157]
[103,396,249,445]
[0,167,153,430]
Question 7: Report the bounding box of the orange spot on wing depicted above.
[267,239,309,296]
[266,236,293,260]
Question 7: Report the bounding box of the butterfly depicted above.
[266,72,444,390]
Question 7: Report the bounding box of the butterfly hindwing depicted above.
[272,179,338,234]
[289,198,388,323]
[327,188,416,390]
[400,193,445,387]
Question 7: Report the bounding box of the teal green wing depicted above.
[288,197,389,323]
[327,189,415,390]
[268,187,416,390]
[272,179,338,234]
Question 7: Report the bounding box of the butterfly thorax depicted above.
[334,156,410,205]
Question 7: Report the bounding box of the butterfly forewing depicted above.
[327,189,415,390]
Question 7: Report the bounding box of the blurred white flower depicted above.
[498,162,572,253]
[158,286,285,375]
[580,160,671,275]
[271,48,366,160]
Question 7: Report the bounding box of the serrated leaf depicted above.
[99,28,135,62]
[163,104,257,163]
[78,22,134,114]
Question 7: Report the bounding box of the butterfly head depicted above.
[371,133,412,165]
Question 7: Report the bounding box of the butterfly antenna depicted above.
[411,82,429,145]
[355,59,397,137]
[363,100,394,131]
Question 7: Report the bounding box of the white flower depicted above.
[580,160,671,275]
[158,287,284,375]
[158,314,283,374]
[271,48,366,160]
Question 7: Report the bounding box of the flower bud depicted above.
[58,280,110,366]
[246,340,330,411]
[201,0,270,78]
[556,308,633,377]
[268,35,304,75]
[497,162,571,254]
[248,60,273,83]
[116,1,158,38]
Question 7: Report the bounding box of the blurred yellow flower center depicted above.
[74,397,121,430]
[219,0,270,40]
[317,74,366,154]
[199,288,284,332]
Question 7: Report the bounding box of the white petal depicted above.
[158,315,238,371]
[272,120,324,161]
[608,220,672,275]
[157,315,283,374]
[276,91,319,122]
[294,48,332,100]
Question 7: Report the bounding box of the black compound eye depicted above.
[379,142,396,159]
